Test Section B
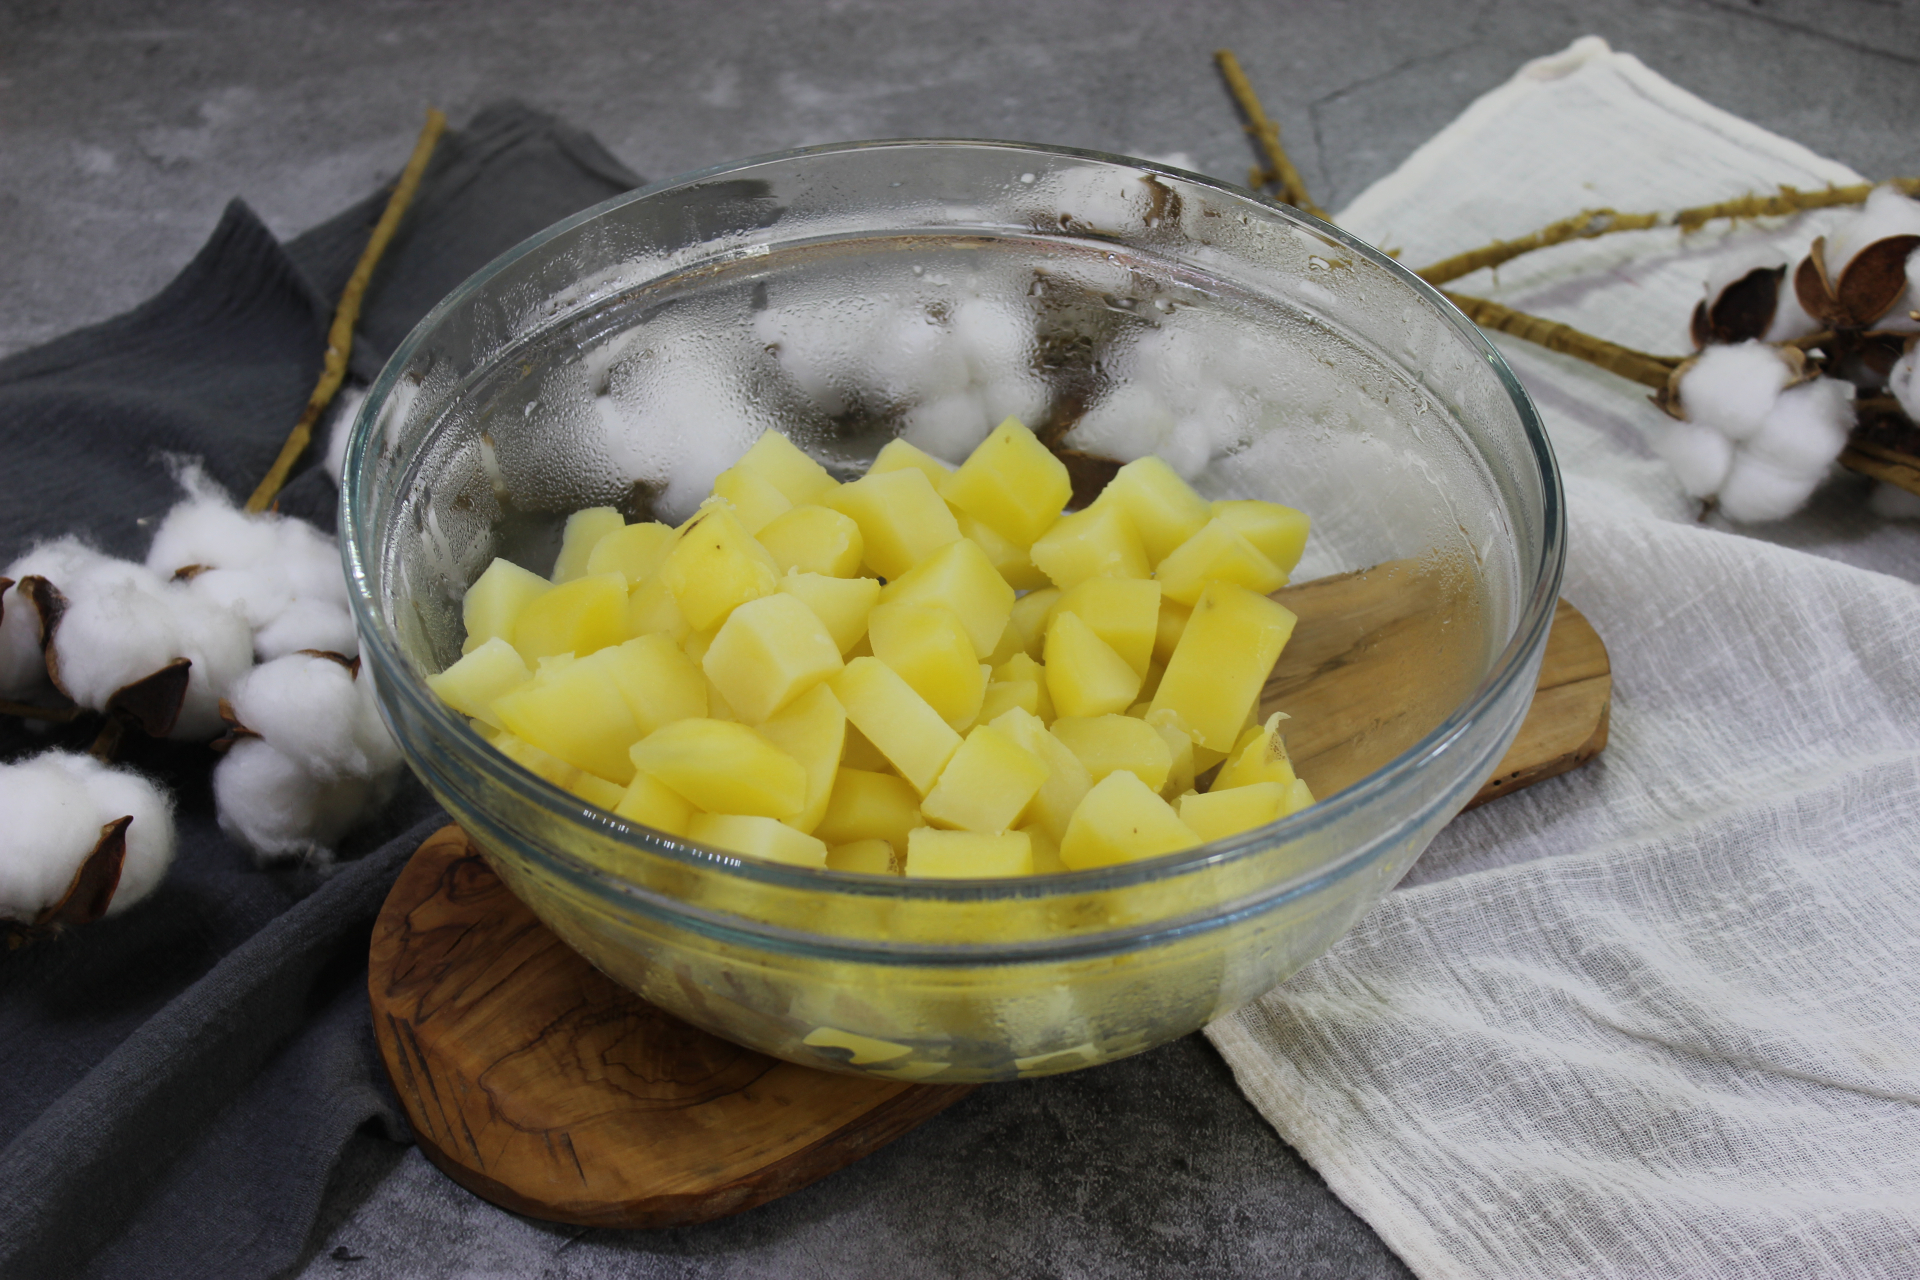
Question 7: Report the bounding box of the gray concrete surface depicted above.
[7,2,1918,1276]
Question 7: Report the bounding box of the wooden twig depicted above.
[247,107,448,512]
[0,697,82,722]
[1440,291,1680,390]
[1214,49,1328,221]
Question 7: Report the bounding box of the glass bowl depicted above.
[343,140,1562,1083]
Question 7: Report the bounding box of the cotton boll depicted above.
[1654,420,1736,498]
[1044,165,1148,235]
[1676,341,1792,441]
[62,755,176,914]
[213,737,378,865]
[47,566,187,711]
[0,751,175,922]
[1869,482,1920,519]
[863,303,971,407]
[144,469,281,576]
[1888,347,1920,423]
[351,666,403,776]
[1746,377,1854,474]
[1064,382,1179,464]
[6,535,113,587]
[229,653,373,779]
[183,567,295,632]
[322,385,368,487]
[253,597,359,661]
[1718,452,1822,523]
[900,389,994,462]
[1824,185,1920,276]
[753,306,854,417]
[272,519,349,607]
[0,582,52,696]
[1763,285,1822,343]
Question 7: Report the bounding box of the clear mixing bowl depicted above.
[343,140,1562,1083]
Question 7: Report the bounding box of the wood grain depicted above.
[369,826,974,1229]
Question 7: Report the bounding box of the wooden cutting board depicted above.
[370,597,1610,1230]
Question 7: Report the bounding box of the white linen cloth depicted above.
[1207,37,1920,1279]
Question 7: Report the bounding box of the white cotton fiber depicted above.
[1746,377,1854,474]
[213,737,379,865]
[63,754,177,914]
[322,385,368,487]
[0,751,175,922]
[47,565,189,710]
[1677,342,1793,441]
[2,539,114,696]
[252,597,358,661]
[1718,451,1822,523]
[162,589,254,740]
[144,465,283,577]
[272,518,350,606]
[352,666,403,776]
[1654,419,1736,498]
[1043,165,1149,235]
[1066,382,1180,466]
[181,566,294,632]
[1888,347,1920,423]
[229,653,372,779]
[1824,185,1920,277]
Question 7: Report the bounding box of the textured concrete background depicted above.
[6,2,1917,1276]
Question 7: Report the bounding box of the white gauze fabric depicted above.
[1205,37,1920,1280]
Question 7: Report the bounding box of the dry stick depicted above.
[246,108,448,513]
[0,698,81,723]
[1214,49,1329,222]
[1440,292,1679,390]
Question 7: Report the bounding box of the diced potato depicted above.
[755,683,846,834]
[1152,596,1191,667]
[984,617,1024,667]
[1211,499,1310,576]
[938,417,1072,548]
[756,505,865,577]
[840,723,894,774]
[814,767,925,850]
[732,430,841,506]
[615,771,695,837]
[551,507,626,583]
[1150,582,1297,752]
[1212,712,1299,791]
[627,574,690,642]
[600,633,708,736]
[702,592,844,724]
[978,680,1039,723]
[867,438,954,489]
[1052,577,1160,677]
[777,571,879,655]
[1286,777,1315,814]
[427,637,531,729]
[956,512,1051,591]
[1050,714,1173,792]
[1029,502,1150,590]
[1091,455,1212,565]
[1043,611,1140,719]
[992,652,1056,723]
[710,466,793,534]
[463,557,551,653]
[829,657,962,794]
[1178,782,1289,842]
[702,674,740,722]
[1008,586,1061,660]
[989,707,1091,844]
[682,624,719,666]
[905,828,1034,878]
[630,719,808,820]
[493,731,626,809]
[826,838,899,875]
[587,521,676,583]
[1059,770,1201,869]
[688,812,828,867]
[658,503,782,631]
[1022,823,1067,875]
[867,602,987,731]
[1153,518,1288,606]
[824,467,962,580]
[920,724,1049,834]
[878,538,1015,658]
[492,646,642,783]
[512,571,631,663]
[1152,717,1197,799]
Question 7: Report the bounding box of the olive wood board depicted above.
[370,597,1610,1230]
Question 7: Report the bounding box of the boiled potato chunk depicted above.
[602,633,708,736]
[702,592,843,724]
[1154,518,1288,606]
[1150,582,1297,752]
[938,417,1072,548]
[777,571,879,655]
[688,813,828,867]
[814,767,925,850]
[427,637,531,729]
[1022,822,1067,874]
[878,538,1014,658]
[867,437,954,488]
[587,520,676,583]
[755,683,846,834]
[826,838,899,875]
[1043,611,1140,719]
[630,719,808,820]
[989,707,1091,844]
[1211,499,1309,576]
[710,466,793,534]
[551,507,626,583]
[991,652,1055,723]
[733,429,840,506]
[1178,781,1289,842]
[824,467,961,579]
[1212,712,1299,790]
[1050,714,1172,791]
[756,505,865,578]
[626,574,691,642]
[659,503,782,631]
[463,557,552,653]
[978,680,1040,723]
[1008,586,1061,660]
[1028,502,1149,590]
[905,828,1034,878]
[1059,770,1201,869]
[829,657,963,794]
[615,771,696,837]
[1153,597,1192,667]
[920,724,1049,834]
[1052,577,1160,677]
[1151,716,1197,798]
[512,571,631,663]
[1091,455,1212,565]
[956,512,1051,591]
[492,647,642,783]
[493,730,626,810]
[868,601,987,731]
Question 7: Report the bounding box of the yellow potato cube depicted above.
[658,503,782,631]
[681,624,719,666]
[984,617,1024,667]
[427,637,531,730]
[1043,610,1140,718]
[920,724,1050,834]
[1178,782,1289,843]
[978,680,1040,723]
[462,557,551,652]
[824,467,961,580]
[1286,777,1315,814]
[868,602,987,732]
[630,719,808,819]
[1091,455,1211,565]
[1153,517,1288,606]
[710,466,793,534]
[587,521,676,584]
[878,537,1015,658]
[614,771,695,837]
[492,646,642,783]
[1021,823,1067,875]
[1211,499,1310,576]
[1152,597,1191,667]
[1150,582,1297,752]
[1052,577,1160,677]
[493,731,625,809]
[756,505,865,577]
[1028,501,1150,590]
[688,813,828,868]
[626,574,691,642]
[755,683,846,834]
[733,430,840,506]
[1008,586,1061,660]
[956,512,1052,591]
[1050,714,1173,791]
[939,416,1072,548]
[702,592,844,724]
[600,633,708,736]
[988,707,1091,843]
[1152,717,1197,798]
[1212,712,1299,790]
[814,767,925,850]
[828,658,963,794]
[905,828,1034,878]
[777,571,879,655]
[551,507,626,582]
[991,653,1056,723]
[867,437,954,489]
[840,723,894,773]
[826,838,899,875]
[511,571,631,663]
[1059,770,1201,869]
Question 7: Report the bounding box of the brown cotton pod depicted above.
[1690,265,1786,348]
[1796,234,1920,330]
[6,816,133,948]
[104,657,192,739]
[297,649,361,676]
[14,575,68,691]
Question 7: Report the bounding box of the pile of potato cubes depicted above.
[428,418,1313,877]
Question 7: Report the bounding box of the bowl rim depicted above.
[342,136,1565,923]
